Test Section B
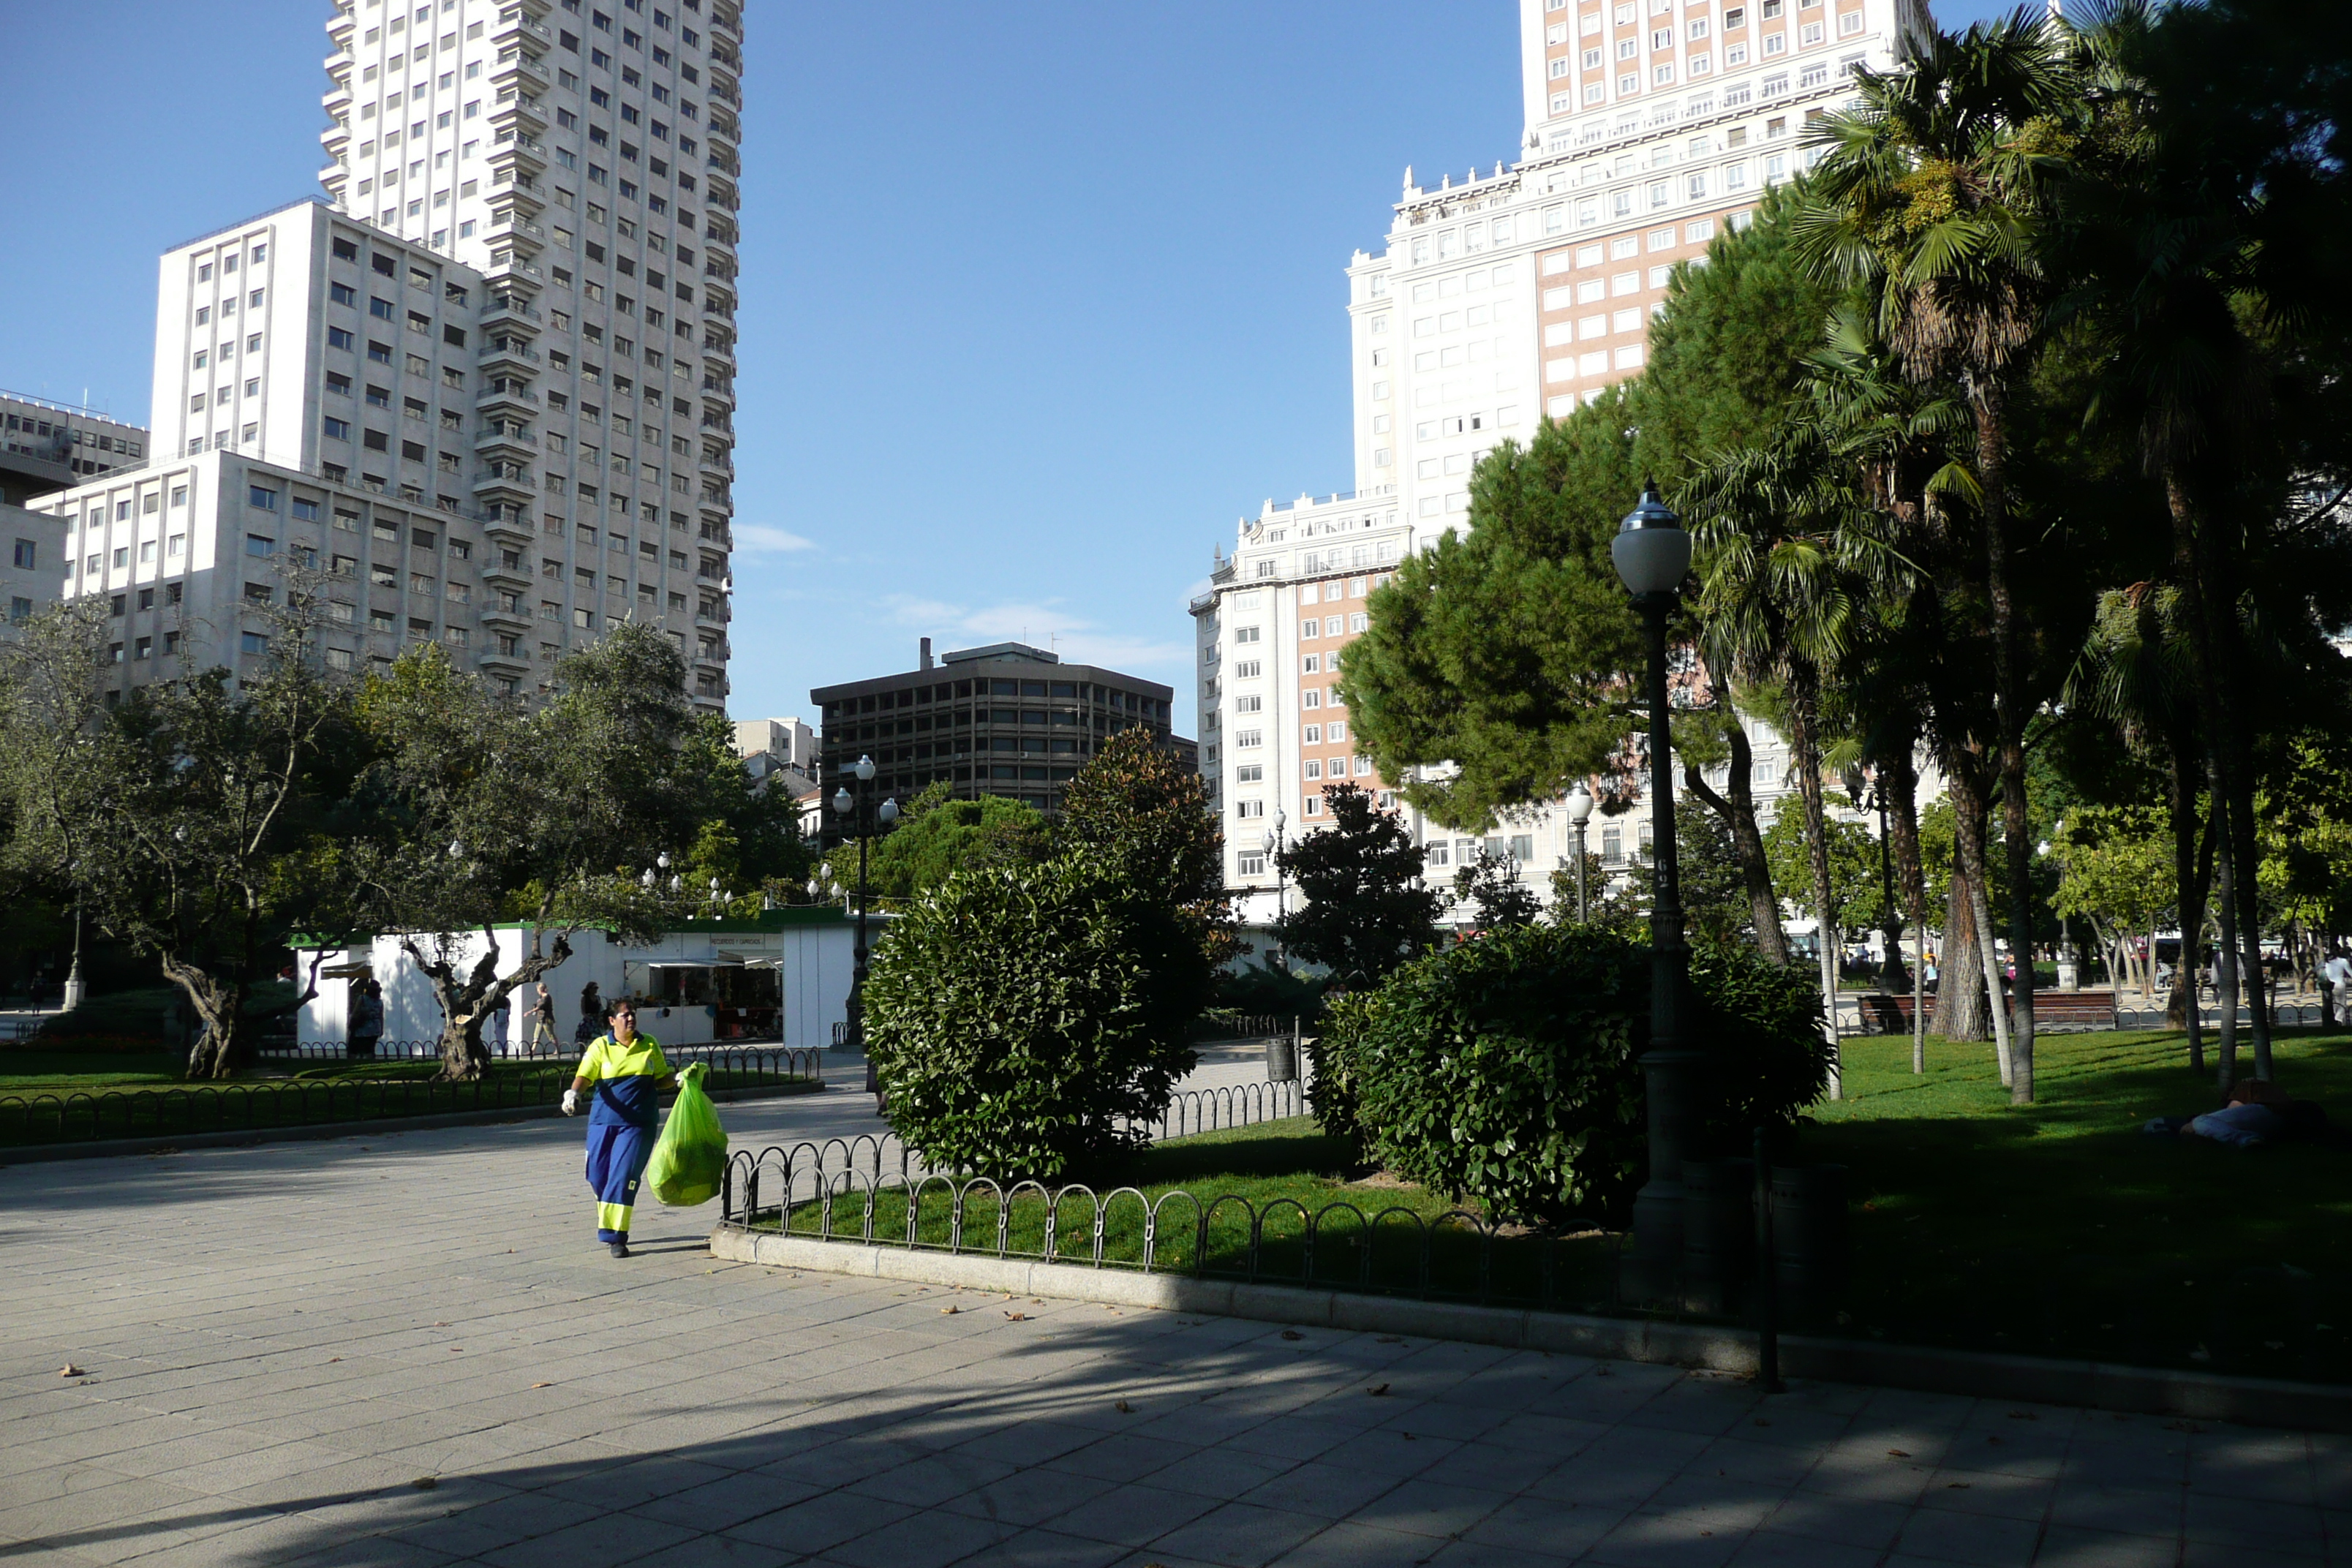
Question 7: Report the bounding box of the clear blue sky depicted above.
[0,0,2012,725]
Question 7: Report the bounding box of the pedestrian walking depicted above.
[561,998,675,1258]
[2321,948,2352,1030]
[528,981,559,1056]
[349,979,384,1060]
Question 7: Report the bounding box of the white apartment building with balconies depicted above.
[33,0,745,710]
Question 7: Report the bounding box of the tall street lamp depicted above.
[1262,806,1289,965]
[1565,779,1596,924]
[1612,480,1700,1297]
[831,754,900,1056]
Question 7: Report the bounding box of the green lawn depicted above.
[756,1028,2352,1381]
[0,1049,820,1147]
[760,1116,1626,1308]
[1808,1026,2352,1381]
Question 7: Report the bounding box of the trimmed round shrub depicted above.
[863,855,1205,1182]
[1335,926,1829,1225]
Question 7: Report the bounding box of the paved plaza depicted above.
[1,1081,2345,1568]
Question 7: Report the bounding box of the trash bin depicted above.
[1266,1033,1298,1084]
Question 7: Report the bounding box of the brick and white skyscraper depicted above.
[1197,0,1926,919]
[34,0,745,711]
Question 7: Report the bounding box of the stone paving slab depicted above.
[2,1090,2345,1567]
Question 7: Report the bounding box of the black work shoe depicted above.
[608,1240,630,1259]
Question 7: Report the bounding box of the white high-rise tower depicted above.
[34,0,745,712]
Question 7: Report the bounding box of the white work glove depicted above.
[561,1089,578,1116]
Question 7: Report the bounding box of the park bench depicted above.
[1847,990,2118,1036]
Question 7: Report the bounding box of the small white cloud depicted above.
[734,524,815,554]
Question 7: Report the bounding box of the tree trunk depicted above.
[2211,791,2241,1093]
[2228,777,2272,1077]
[1786,676,1842,1096]
[2168,742,2209,1072]
[1972,380,2034,1104]
[167,958,247,1081]
[1885,745,1930,1073]
[1684,656,1788,965]
[1940,870,1990,1042]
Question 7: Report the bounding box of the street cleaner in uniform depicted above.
[562,998,675,1257]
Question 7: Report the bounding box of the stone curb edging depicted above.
[0,1082,825,1166]
[709,1226,2352,1435]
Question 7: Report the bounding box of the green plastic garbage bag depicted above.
[645,1060,729,1207]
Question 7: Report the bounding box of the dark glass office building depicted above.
[811,639,1196,837]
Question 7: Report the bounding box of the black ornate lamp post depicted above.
[1565,779,1596,923]
[1262,806,1288,965]
[1613,480,1700,1297]
[830,754,899,1054]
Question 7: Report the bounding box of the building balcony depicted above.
[484,211,546,251]
[481,254,543,290]
[489,51,551,91]
[471,465,535,503]
[482,510,535,545]
[477,336,541,375]
[473,423,535,461]
[491,11,553,48]
[480,295,542,332]
[475,379,538,415]
[489,135,548,178]
[486,92,550,137]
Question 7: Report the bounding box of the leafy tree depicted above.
[2051,804,2174,1001]
[349,627,704,1079]
[1272,783,1442,988]
[826,782,1049,902]
[1760,796,1886,960]
[1057,728,1233,979]
[1452,848,1541,931]
[0,600,358,1078]
[864,731,1225,1179]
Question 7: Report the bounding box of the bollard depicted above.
[1754,1127,1782,1392]
[1770,1163,1850,1325]
[1680,1156,1754,1316]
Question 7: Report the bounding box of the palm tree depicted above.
[1684,421,1896,1092]
[1793,7,2079,1102]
